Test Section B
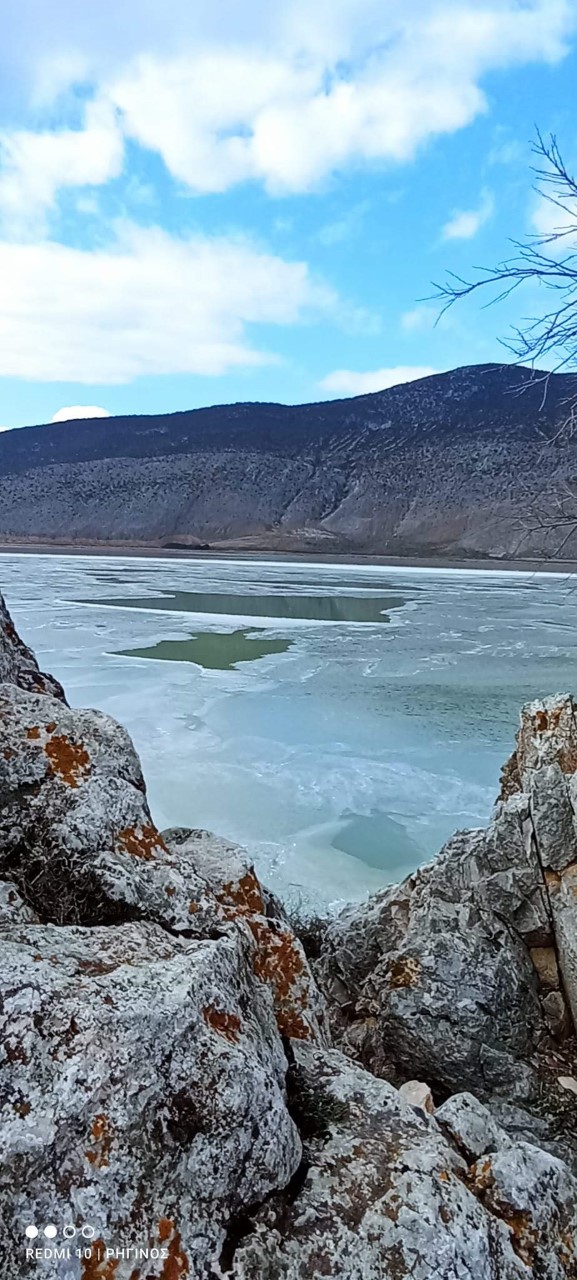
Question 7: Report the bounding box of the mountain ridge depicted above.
[1,362,577,557]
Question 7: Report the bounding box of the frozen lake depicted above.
[3,552,577,910]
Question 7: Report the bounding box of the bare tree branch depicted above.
[433,132,577,561]
[432,133,577,382]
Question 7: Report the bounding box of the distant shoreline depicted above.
[0,539,576,575]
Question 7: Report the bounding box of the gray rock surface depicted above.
[0,918,301,1279]
[0,592,66,701]
[316,816,548,1100]
[316,697,577,1164]
[0,683,325,1044]
[230,1045,577,1280]
[502,695,577,1034]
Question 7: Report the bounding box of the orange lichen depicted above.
[158,1223,189,1280]
[78,958,120,976]
[80,1242,119,1280]
[220,869,265,916]
[188,901,199,914]
[156,1222,189,1280]
[248,920,313,1040]
[468,1157,494,1194]
[505,1213,539,1268]
[388,956,421,989]
[85,1113,112,1168]
[202,1004,241,1042]
[250,921,305,991]
[498,751,522,801]
[561,863,577,899]
[117,824,167,861]
[45,734,90,787]
[26,725,41,740]
[215,866,316,1040]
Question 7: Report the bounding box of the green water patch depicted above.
[81,589,406,624]
[116,629,293,671]
[332,811,423,873]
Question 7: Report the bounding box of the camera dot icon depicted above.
[25,1226,38,1240]
[44,1225,58,1240]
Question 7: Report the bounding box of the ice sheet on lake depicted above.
[1,552,576,910]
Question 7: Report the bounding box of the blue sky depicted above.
[0,0,576,428]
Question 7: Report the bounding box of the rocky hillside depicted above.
[3,590,577,1276]
[2,362,577,557]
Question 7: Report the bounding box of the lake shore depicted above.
[0,538,576,575]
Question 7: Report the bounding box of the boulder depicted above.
[0,682,217,933]
[0,916,301,1279]
[317,817,547,1102]
[0,689,326,1044]
[398,1079,436,1115]
[230,1044,577,1280]
[163,828,328,1042]
[0,593,66,702]
[500,695,577,1034]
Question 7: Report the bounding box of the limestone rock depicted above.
[505,696,577,1034]
[317,818,545,1102]
[231,1044,577,1280]
[398,1079,436,1115]
[0,688,326,1044]
[163,827,329,1043]
[542,990,572,1041]
[0,592,66,702]
[0,881,39,923]
[435,1092,511,1162]
[0,918,301,1280]
[0,683,217,932]
[512,694,577,783]
[468,1142,577,1274]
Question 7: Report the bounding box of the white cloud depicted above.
[441,190,494,241]
[401,304,438,332]
[0,223,336,383]
[0,101,123,231]
[50,405,111,422]
[102,0,573,197]
[319,365,438,396]
[0,0,573,213]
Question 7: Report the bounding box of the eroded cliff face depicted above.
[1,363,577,557]
[3,589,577,1279]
